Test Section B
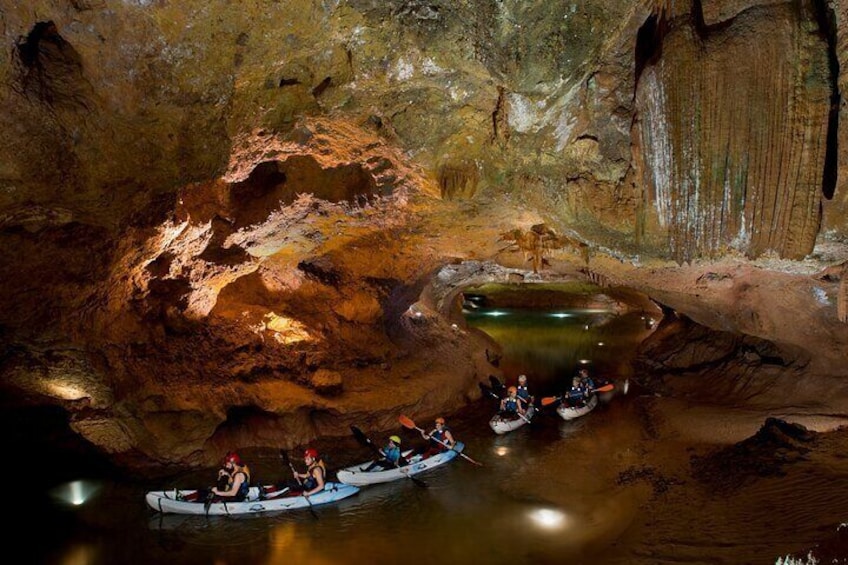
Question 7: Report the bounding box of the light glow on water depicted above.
[51,480,102,506]
[484,310,509,317]
[495,446,509,456]
[529,508,567,530]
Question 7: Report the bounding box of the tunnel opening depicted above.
[458,281,663,398]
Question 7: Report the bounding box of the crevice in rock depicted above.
[811,0,840,200]
[279,77,301,87]
[634,12,663,90]
[14,20,91,110]
[490,85,509,145]
[312,76,332,98]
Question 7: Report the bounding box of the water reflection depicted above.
[28,292,658,565]
[464,305,652,395]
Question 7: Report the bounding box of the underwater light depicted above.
[51,480,102,507]
[529,508,566,530]
[485,310,508,317]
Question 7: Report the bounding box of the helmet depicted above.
[435,417,445,425]
[518,374,527,382]
[389,435,401,445]
[508,386,517,394]
[224,451,241,465]
[304,448,319,459]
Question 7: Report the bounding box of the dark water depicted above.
[18,303,654,565]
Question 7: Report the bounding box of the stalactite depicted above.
[635,4,830,262]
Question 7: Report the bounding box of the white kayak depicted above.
[336,442,465,486]
[489,405,536,434]
[145,482,359,515]
[556,394,598,421]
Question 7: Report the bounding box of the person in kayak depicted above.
[499,386,526,417]
[419,417,456,459]
[516,374,534,408]
[364,435,405,471]
[289,447,326,497]
[210,451,251,501]
[565,368,596,407]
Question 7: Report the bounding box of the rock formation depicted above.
[0,1,846,485]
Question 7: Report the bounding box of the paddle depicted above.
[279,449,319,520]
[541,383,615,407]
[350,425,427,488]
[398,414,483,466]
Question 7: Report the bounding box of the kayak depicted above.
[336,442,465,486]
[556,394,598,421]
[145,482,359,515]
[489,405,536,434]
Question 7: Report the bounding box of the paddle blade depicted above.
[350,425,369,446]
[541,396,560,407]
[489,375,505,392]
[479,382,499,400]
[398,414,417,430]
[594,383,614,393]
[351,425,381,454]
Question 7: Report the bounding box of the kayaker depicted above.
[564,375,587,407]
[516,374,534,408]
[578,367,596,392]
[419,417,456,458]
[364,435,404,471]
[290,447,326,497]
[499,386,526,417]
[211,451,251,501]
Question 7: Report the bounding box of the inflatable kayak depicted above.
[336,442,464,486]
[556,394,598,421]
[145,482,359,515]
[489,405,535,434]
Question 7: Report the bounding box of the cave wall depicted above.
[634,1,833,262]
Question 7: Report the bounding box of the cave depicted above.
[2,1,848,564]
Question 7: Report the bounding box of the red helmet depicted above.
[304,448,319,459]
[435,417,445,425]
[508,386,517,394]
[224,451,241,465]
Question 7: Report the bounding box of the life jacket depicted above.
[430,427,451,449]
[303,459,326,490]
[384,444,401,464]
[517,385,531,402]
[502,396,519,412]
[566,387,585,402]
[228,465,251,501]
